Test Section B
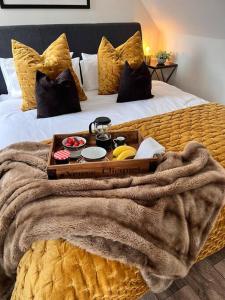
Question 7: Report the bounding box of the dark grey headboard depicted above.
[0,22,141,95]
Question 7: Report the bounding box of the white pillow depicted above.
[0,58,22,98]
[80,53,98,91]
[80,57,98,91]
[71,57,82,85]
[81,53,97,60]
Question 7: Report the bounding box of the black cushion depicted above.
[117,61,154,103]
[36,69,81,118]
[0,69,7,95]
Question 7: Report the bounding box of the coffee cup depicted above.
[113,136,126,148]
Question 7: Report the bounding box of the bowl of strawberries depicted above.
[62,136,87,150]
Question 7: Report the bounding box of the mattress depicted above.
[0,81,206,149]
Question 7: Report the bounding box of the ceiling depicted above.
[141,0,225,40]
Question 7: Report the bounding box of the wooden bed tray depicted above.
[47,130,159,179]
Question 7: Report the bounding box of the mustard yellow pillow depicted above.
[12,34,87,111]
[98,31,144,95]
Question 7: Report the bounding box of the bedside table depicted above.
[148,62,178,83]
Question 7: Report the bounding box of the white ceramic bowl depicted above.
[81,146,107,161]
[62,136,87,150]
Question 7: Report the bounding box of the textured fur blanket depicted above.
[0,141,225,299]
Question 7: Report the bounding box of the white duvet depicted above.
[0,81,207,149]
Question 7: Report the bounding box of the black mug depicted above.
[113,136,126,148]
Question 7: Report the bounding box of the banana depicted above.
[116,149,137,161]
[113,145,136,157]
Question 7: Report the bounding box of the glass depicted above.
[89,117,112,150]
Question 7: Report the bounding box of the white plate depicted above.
[81,146,107,161]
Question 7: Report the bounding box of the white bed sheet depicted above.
[0,81,207,149]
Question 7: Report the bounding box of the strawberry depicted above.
[79,140,85,145]
[67,137,74,146]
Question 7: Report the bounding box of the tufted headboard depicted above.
[0,22,142,95]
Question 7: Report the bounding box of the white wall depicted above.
[0,0,141,25]
[162,32,225,103]
[142,0,225,104]
[0,0,160,51]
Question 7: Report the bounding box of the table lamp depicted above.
[144,46,151,65]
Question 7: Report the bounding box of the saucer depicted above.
[81,147,107,161]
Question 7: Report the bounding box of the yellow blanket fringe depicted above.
[11,103,225,300]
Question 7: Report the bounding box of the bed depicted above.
[1,22,225,300]
[0,22,207,150]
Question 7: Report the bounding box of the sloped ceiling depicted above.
[141,0,225,39]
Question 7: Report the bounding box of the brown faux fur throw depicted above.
[0,141,225,299]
